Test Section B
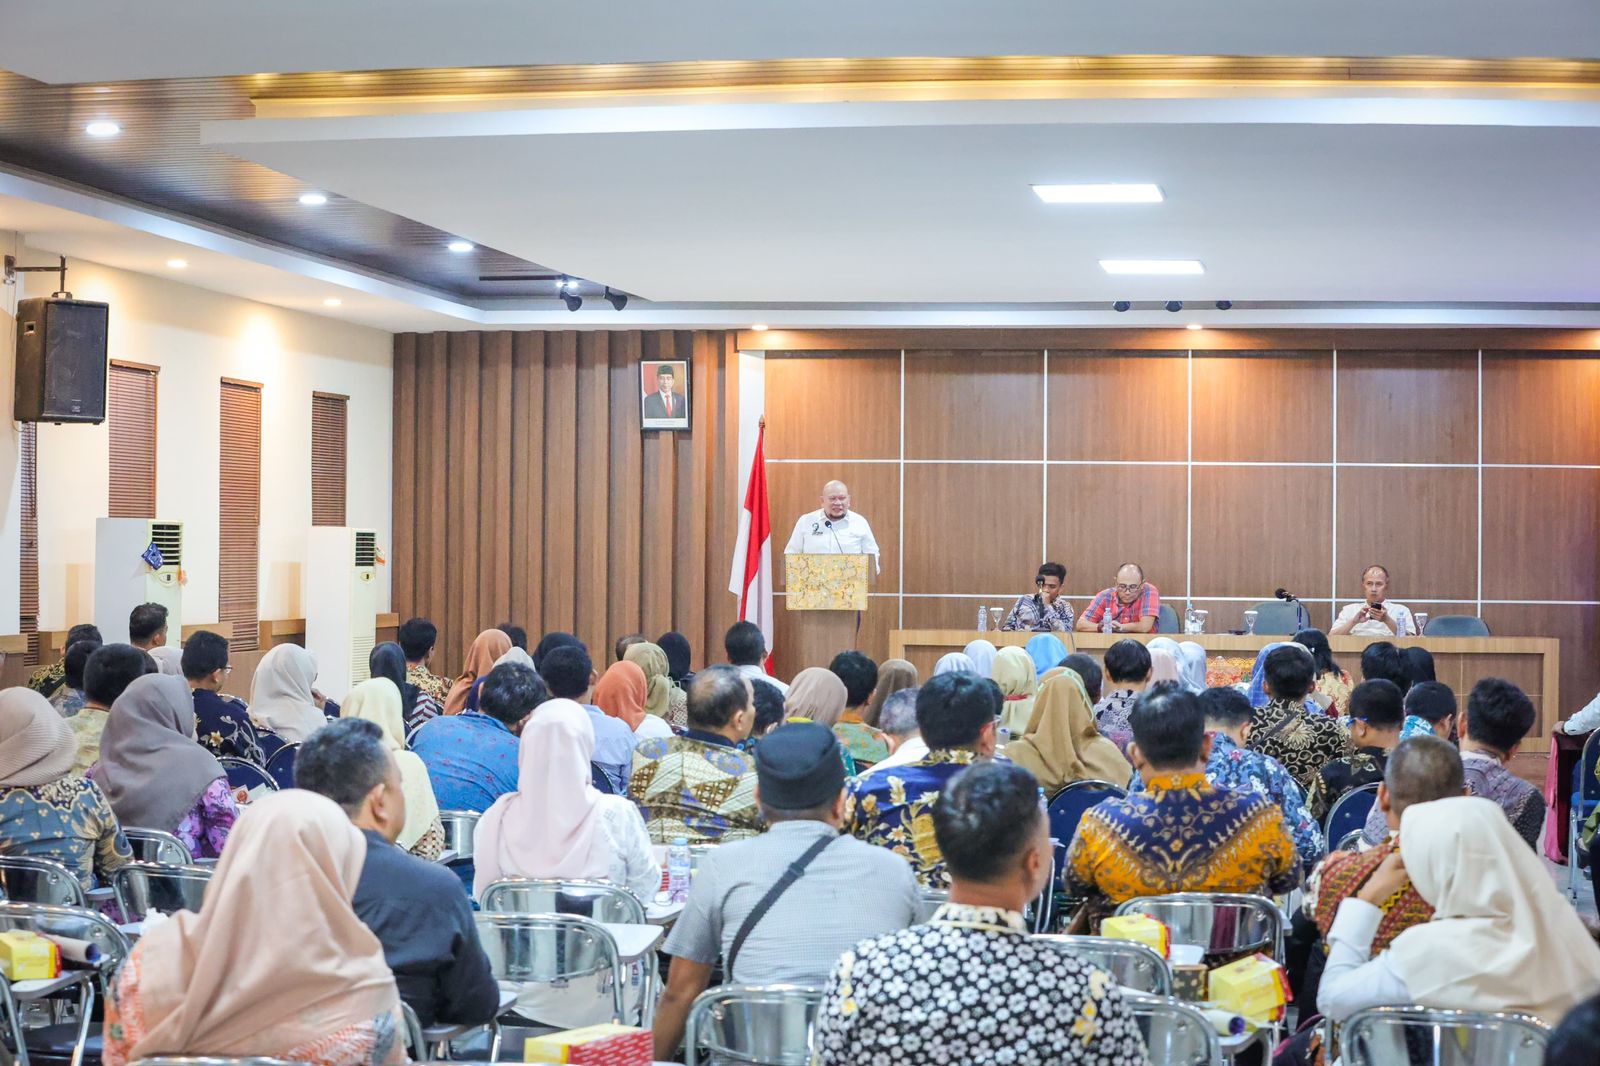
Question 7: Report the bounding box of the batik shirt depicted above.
[406,664,450,705]
[1247,697,1352,793]
[815,904,1149,1066]
[0,777,132,891]
[1362,749,1543,850]
[1093,689,1140,755]
[843,749,979,889]
[834,717,891,768]
[26,661,66,700]
[628,730,760,845]
[1000,594,1076,633]
[1067,770,1300,912]
[1306,746,1388,822]
[192,689,266,765]
[49,686,87,718]
[1131,733,1325,873]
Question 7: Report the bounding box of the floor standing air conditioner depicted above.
[305,526,378,701]
[94,518,183,644]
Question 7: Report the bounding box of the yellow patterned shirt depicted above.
[843,749,979,889]
[406,663,450,705]
[628,731,760,845]
[1065,770,1299,913]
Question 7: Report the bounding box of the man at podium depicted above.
[784,480,880,574]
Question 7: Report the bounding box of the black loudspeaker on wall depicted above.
[13,296,109,423]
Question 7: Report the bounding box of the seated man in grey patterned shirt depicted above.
[651,723,921,1062]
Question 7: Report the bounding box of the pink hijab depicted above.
[472,699,609,897]
[1149,648,1182,685]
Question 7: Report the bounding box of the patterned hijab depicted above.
[93,674,225,833]
[623,642,674,719]
[0,687,78,787]
[993,647,1039,736]
[1024,634,1067,678]
[1004,670,1131,794]
[784,668,850,729]
[962,640,998,679]
[446,629,512,714]
[863,659,918,728]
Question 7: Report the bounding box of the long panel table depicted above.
[888,630,1562,750]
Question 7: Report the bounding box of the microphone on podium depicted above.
[824,518,845,554]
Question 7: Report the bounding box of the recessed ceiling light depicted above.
[92,86,112,94]
[447,240,474,253]
[298,192,328,206]
[752,324,769,331]
[1186,323,1204,331]
[1099,259,1205,275]
[166,258,187,269]
[323,298,342,307]
[84,121,121,138]
[1032,183,1163,204]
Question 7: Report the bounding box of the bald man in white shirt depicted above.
[784,480,880,575]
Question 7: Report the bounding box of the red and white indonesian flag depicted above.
[729,421,774,667]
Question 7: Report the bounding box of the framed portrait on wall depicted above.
[641,359,690,431]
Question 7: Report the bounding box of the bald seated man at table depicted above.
[1075,563,1160,634]
[1329,564,1416,637]
[784,480,881,574]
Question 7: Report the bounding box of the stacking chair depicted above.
[255,731,290,763]
[437,811,481,861]
[1324,782,1381,844]
[217,757,277,796]
[1119,992,1223,1066]
[1046,780,1126,854]
[1339,1005,1549,1066]
[478,879,646,924]
[1034,935,1172,995]
[1113,893,1285,964]
[400,999,505,1063]
[1335,828,1364,852]
[1245,600,1304,636]
[1421,615,1490,637]
[0,901,133,1066]
[110,863,212,923]
[0,858,86,909]
[683,984,823,1066]
[1571,728,1600,900]
[121,828,193,867]
[1156,604,1181,634]
[131,1059,296,1066]
[473,912,625,1050]
[264,744,298,790]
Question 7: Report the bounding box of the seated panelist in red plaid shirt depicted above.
[1075,562,1161,635]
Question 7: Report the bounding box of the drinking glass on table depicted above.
[989,607,1005,631]
[1243,609,1259,635]
[1414,612,1430,637]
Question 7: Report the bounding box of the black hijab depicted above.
[658,631,694,685]
[369,642,420,726]
[532,631,584,672]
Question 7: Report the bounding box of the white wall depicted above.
[17,254,392,632]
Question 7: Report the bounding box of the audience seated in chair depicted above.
[1359,640,1413,694]
[1067,683,1299,916]
[863,658,917,728]
[102,790,407,1066]
[445,629,513,714]
[1247,644,1352,793]
[297,718,499,1030]
[1003,668,1130,795]
[72,643,157,775]
[816,760,1148,1065]
[1317,794,1600,1026]
[183,630,268,763]
[1400,680,1457,742]
[343,678,445,860]
[829,651,890,768]
[623,641,688,729]
[1295,627,1353,716]
[725,620,787,696]
[250,642,332,744]
[783,668,858,775]
[93,673,239,860]
[630,665,759,844]
[844,672,999,888]
[0,687,132,891]
[862,687,924,773]
[398,617,451,705]
[1308,678,1403,821]
[594,660,675,741]
[992,646,1040,738]
[25,623,100,700]
[653,722,922,1061]
[1092,638,1153,754]
[412,662,544,813]
[370,640,442,733]
[49,637,99,717]
[746,677,787,747]
[540,643,637,793]
[1061,652,1104,704]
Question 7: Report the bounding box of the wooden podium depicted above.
[785,553,870,611]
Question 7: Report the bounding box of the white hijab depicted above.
[1387,796,1600,1025]
[962,640,998,679]
[249,644,324,743]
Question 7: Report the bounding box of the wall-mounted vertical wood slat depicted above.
[607,331,644,649]
[310,393,348,527]
[423,334,450,663]
[543,332,580,640]
[484,333,514,629]
[511,333,545,642]
[391,335,417,617]
[676,331,712,657]
[108,362,158,518]
[639,332,678,637]
[575,332,612,654]
[19,422,39,664]
[218,379,262,651]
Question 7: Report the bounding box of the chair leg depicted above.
[1571,818,1581,901]
[68,982,94,1066]
[487,1019,502,1063]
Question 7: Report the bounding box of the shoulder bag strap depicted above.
[725,832,839,978]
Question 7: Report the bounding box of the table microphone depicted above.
[1274,587,1300,602]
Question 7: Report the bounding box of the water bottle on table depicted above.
[667,837,692,904]
[976,606,988,632]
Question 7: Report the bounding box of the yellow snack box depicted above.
[1099,914,1171,958]
[524,1023,651,1064]
[0,929,60,981]
[1208,953,1289,1023]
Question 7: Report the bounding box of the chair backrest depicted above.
[590,762,615,794]
[1247,600,1303,636]
[1575,729,1600,810]
[1340,1006,1550,1066]
[256,731,289,762]
[918,888,949,915]
[1114,893,1285,963]
[1325,781,1381,841]
[1046,780,1127,853]
[1421,614,1490,637]
[1034,935,1173,995]
[399,1002,427,1061]
[478,878,646,924]
[1335,828,1364,852]
[1120,992,1223,1066]
[123,827,195,866]
[130,1058,299,1066]
[684,984,823,1066]
[264,744,298,789]
[473,912,625,1023]
[1156,604,1180,634]
[438,810,481,859]
[404,722,425,748]
[0,900,132,972]
[0,855,86,907]
[218,756,278,794]
[112,862,212,923]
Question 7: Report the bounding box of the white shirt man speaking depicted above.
[784,480,880,575]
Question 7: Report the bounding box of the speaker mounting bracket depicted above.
[3,254,69,296]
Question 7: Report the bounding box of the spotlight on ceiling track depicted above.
[603,286,628,311]
[1215,299,1233,311]
[1165,300,1184,313]
[1112,300,1131,312]
[561,282,583,311]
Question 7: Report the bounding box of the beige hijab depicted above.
[784,667,849,729]
[864,659,917,728]
[623,642,674,720]
[993,647,1040,736]
[343,678,440,852]
[446,629,512,714]
[248,644,324,742]
[1386,796,1600,1025]
[1004,670,1132,794]
[122,790,401,1060]
[0,688,78,787]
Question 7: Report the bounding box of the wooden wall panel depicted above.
[391,335,416,619]
[904,350,1042,460]
[607,332,645,654]
[770,599,894,682]
[511,333,545,639]
[1046,464,1188,598]
[767,461,900,594]
[485,333,514,627]
[1191,465,1332,597]
[452,333,482,653]
[575,332,612,654]
[639,333,679,637]
[1048,351,1188,462]
[1481,604,1600,731]
[1483,353,1600,465]
[903,464,1042,594]
[764,351,900,459]
[1336,466,1477,600]
[1337,352,1478,464]
[1482,467,1600,602]
[542,333,580,642]
[1193,352,1332,462]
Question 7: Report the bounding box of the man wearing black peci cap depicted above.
[651,723,921,1061]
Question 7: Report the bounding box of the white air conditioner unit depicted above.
[94,518,183,644]
[304,526,379,701]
